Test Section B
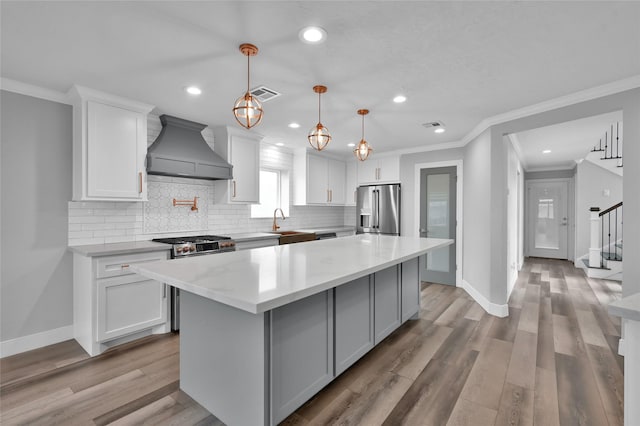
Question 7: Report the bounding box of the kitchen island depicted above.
[132,234,452,425]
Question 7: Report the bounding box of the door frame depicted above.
[413,160,463,287]
[524,177,575,260]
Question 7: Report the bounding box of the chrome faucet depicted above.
[272,208,286,231]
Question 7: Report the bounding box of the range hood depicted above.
[147,115,233,180]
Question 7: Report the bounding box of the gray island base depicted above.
[132,235,452,425]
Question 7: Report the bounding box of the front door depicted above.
[527,180,568,259]
[419,167,456,285]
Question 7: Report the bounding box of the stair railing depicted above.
[591,121,623,166]
[590,202,623,268]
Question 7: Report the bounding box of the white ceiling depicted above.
[2,1,639,158]
[511,111,623,171]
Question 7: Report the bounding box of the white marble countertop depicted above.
[131,234,452,314]
[609,292,640,322]
[69,240,172,257]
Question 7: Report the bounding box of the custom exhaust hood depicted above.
[147,115,233,180]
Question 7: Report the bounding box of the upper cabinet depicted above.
[212,126,262,204]
[293,150,346,206]
[69,85,154,201]
[344,162,358,206]
[357,155,400,185]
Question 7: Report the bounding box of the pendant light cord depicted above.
[318,92,321,123]
[361,114,365,140]
[246,54,250,93]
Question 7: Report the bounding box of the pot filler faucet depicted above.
[272,208,286,231]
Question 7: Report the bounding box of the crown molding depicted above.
[525,164,577,173]
[0,77,70,105]
[381,139,466,156]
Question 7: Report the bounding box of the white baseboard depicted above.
[618,338,625,357]
[462,279,509,318]
[0,325,74,358]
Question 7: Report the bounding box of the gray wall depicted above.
[1,90,73,342]
[399,148,464,237]
[462,129,493,301]
[575,161,623,262]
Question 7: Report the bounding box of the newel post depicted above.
[589,207,601,268]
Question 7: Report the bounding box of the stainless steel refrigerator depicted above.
[356,184,401,235]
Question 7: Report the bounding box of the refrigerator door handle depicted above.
[375,189,381,229]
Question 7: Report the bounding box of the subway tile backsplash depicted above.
[68,115,350,246]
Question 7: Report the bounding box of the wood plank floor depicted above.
[0,258,623,425]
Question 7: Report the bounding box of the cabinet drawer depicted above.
[95,251,168,279]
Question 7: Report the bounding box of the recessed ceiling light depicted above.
[393,95,407,103]
[288,122,300,129]
[347,143,356,147]
[276,142,284,147]
[434,128,445,134]
[543,149,551,154]
[185,86,202,95]
[299,26,327,44]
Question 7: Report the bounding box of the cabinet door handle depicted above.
[329,189,332,202]
[162,284,166,299]
[232,180,237,198]
[354,190,356,203]
[327,189,330,202]
[121,264,130,269]
[138,172,143,194]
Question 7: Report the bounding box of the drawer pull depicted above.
[121,264,130,269]
[138,172,143,194]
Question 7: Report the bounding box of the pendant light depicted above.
[232,43,263,129]
[308,85,331,151]
[354,109,373,161]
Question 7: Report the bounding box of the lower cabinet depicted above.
[335,276,374,375]
[73,249,170,356]
[269,260,417,423]
[374,265,401,344]
[401,258,420,322]
[97,274,167,342]
[271,290,334,424]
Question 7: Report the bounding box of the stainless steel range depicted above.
[152,235,236,330]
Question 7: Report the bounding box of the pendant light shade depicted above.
[233,43,263,129]
[308,85,331,151]
[354,109,373,161]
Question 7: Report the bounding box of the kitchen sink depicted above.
[269,231,317,245]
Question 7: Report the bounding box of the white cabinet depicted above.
[293,150,346,205]
[213,126,262,204]
[345,162,358,206]
[73,249,170,356]
[357,155,400,185]
[68,85,154,201]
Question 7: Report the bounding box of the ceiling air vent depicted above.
[250,86,281,102]
[422,121,444,129]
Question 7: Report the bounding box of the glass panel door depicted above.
[527,180,568,259]
[420,167,456,285]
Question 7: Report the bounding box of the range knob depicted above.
[189,245,196,252]
[176,247,183,253]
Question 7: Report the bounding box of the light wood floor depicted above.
[0,258,623,425]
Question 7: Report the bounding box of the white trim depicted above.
[0,325,74,358]
[508,134,529,171]
[618,337,625,356]
[462,279,509,318]
[525,165,577,173]
[0,77,71,105]
[384,140,466,156]
[413,159,463,287]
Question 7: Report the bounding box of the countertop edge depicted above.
[69,241,172,257]
[608,292,640,321]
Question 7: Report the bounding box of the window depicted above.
[250,169,290,218]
